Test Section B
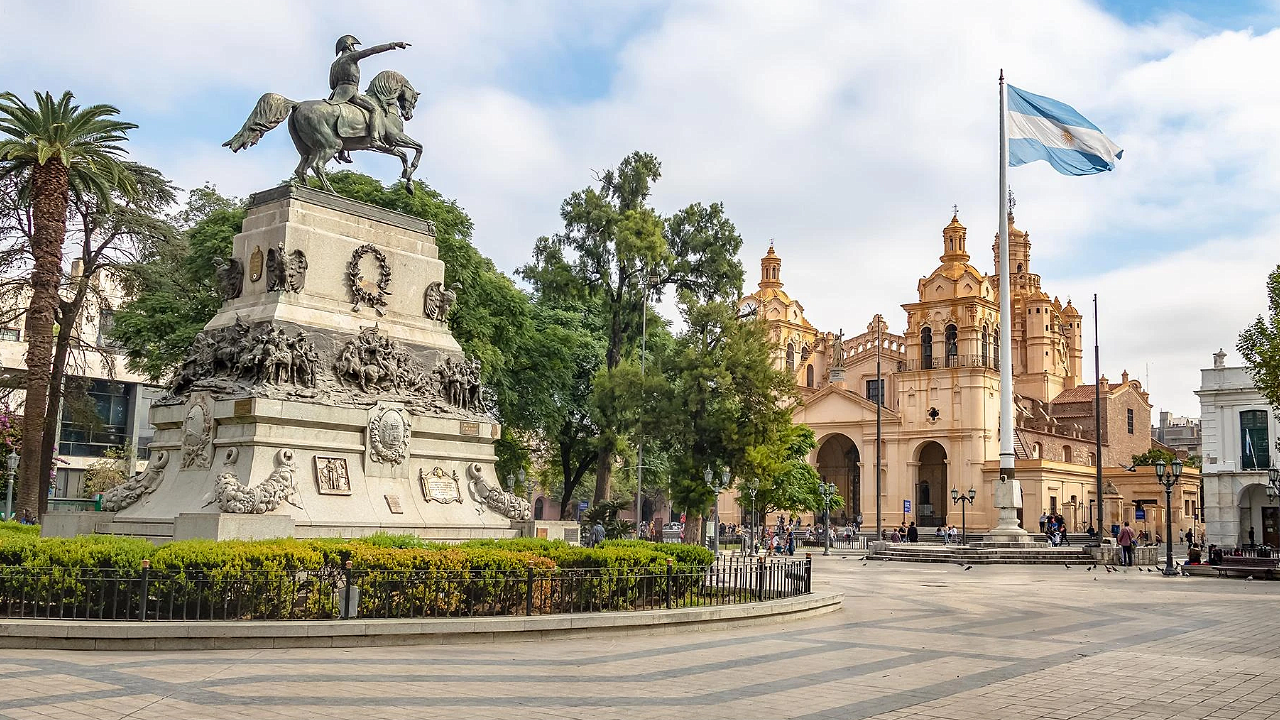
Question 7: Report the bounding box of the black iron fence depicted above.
[0,556,811,621]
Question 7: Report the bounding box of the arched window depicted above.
[944,324,958,367]
[786,343,795,373]
[981,324,990,368]
[806,364,815,387]
[1032,442,1042,459]
[1063,446,1072,463]
[920,326,933,369]
[993,328,1000,368]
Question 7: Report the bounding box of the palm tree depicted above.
[0,91,136,519]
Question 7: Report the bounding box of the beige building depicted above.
[735,209,1199,535]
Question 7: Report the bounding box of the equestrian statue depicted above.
[224,35,424,193]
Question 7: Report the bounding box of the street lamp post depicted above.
[1154,459,1183,577]
[3,453,15,521]
[745,478,759,556]
[818,481,836,556]
[704,467,732,555]
[950,487,977,545]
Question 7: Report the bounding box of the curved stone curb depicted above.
[0,591,843,651]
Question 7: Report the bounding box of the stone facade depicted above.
[736,208,1183,536]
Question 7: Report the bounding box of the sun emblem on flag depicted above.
[1060,128,1075,145]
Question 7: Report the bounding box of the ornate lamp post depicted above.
[1265,468,1279,523]
[704,467,732,555]
[950,487,977,545]
[3,453,16,521]
[1154,459,1183,577]
[818,481,837,556]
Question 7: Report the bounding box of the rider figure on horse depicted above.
[329,35,410,160]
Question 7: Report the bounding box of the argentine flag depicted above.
[1007,85,1122,176]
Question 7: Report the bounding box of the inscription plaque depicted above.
[233,399,252,416]
[460,421,479,437]
[419,467,463,504]
[249,246,264,282]
[384,494,403,514]
[314,456,352,495]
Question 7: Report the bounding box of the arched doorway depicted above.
[534,497,545,520]
[817,434,860,524]
[917,441,947,527]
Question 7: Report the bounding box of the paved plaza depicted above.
[2,557,1279,720]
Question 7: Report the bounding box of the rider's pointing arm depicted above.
[351,42,411,62]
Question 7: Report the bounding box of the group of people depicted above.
[1039,512,1072,547]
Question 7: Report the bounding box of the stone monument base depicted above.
[63,185,533,543]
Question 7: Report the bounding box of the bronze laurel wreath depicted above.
[347,243,393,315]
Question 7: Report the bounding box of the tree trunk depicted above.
[19,160,69,520]
[39,298,81,513]
[592,442,611,505]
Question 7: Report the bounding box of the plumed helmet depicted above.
[335,35,361,55]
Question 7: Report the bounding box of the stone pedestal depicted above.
[83,185,531,542]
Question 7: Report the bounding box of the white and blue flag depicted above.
[1006,85,1122,176]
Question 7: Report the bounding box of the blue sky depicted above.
[6,0,1280,417]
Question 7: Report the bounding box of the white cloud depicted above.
[5,0,1278,418]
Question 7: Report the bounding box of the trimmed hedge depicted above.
[0,533,718,618]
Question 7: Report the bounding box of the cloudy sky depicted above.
[8,0,1280,417]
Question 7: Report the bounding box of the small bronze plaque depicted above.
[460,421,479,436]
[536,527,548,539]
[314,456,352,495]
[384,494,403,514]
[249,246,264,282]
[233,399,253,416]
[420,467,463,504]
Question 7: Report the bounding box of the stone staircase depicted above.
[868,542,1096,565]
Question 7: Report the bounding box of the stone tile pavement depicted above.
[2,557,1279,719]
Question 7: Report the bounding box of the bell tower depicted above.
[759,242,783,290]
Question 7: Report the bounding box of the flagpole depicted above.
[1093,293,1104,542]
[993,70,1026,541]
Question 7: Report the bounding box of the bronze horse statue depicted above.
[223,70,423,193]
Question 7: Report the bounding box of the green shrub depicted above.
[0,533,720,618]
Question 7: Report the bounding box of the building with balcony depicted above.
[735,208,1197,536]
[1198,349,1278,549]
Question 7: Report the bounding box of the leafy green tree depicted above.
[1131,447,1178,466]
[1239,265,1280,453]
[113,185,242,381]
[0,91,138,517]
[522,152,744,505]
[651,294,796,542]
[741,424,842,522]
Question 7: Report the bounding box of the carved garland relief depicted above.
[347,243,393,314]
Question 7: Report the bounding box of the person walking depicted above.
[1249,526,1256,546]
[1039,511,1048,533]
[1184,528,1193,547]
[1117,521,1137,567]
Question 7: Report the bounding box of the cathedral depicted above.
[734,207,1196,534]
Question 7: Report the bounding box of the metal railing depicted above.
[0,556,811,621]
[898,354,995,372]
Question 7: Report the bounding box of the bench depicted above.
[1216,555,1279,579]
